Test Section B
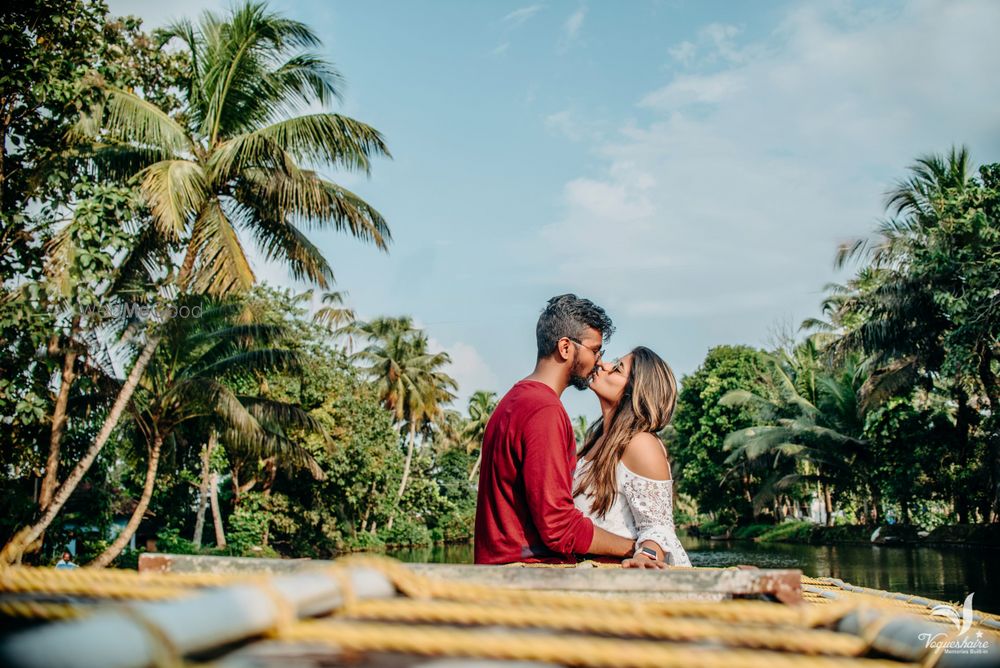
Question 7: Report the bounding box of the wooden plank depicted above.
[139,554,801,604]
[407,563,801,603]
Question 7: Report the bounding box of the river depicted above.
[387,534,999,615]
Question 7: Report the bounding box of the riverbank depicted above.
[688,521,1000,548]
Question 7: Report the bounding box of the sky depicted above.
[107,0,1000,421]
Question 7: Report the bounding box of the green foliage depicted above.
[754,521,815,543]
[733,524,774,540]
[155,527,199,555]
[378,516,432,548]
[863,395,956,526]
[225,493,277,558]
[671,345,766,522]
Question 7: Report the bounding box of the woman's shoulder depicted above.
[619,432,670,481]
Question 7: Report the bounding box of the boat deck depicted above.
[1,553,997,667]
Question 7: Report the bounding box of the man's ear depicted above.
[556,338,574,363]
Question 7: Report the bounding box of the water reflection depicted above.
[387,536,999,614]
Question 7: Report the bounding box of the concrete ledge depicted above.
[139,553,802,604]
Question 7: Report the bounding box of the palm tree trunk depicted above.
[954,387,973,524]
[386,423,417,532]
[978,351,999,522]
[22,331,81,560]
[1,333,161,566]
[468,450,482,482]
[192,429,218,547]
[89,431,164,568]
[210,472,226,549]
[822,482,834,527]
[40,325,79,513]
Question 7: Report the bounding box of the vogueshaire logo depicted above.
[919,594,992,656]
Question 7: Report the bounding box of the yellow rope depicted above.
[333,555,852,627]
[0,566,240,600]
[279,619,908,668]
[0,599,83,621]
[340,598,869,656]
[4,554,998,666]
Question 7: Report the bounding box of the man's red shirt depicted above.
[474,380,594,564]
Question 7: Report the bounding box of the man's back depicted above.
[474,380,594,564]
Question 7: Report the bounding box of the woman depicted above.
[574,346,692,567]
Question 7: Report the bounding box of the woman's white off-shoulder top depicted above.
[573,456,692,567]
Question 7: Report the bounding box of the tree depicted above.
[2,1,392,563]
[832,148,1000,522]
[351,317,457,529]
[89,296,323,566]
[722,344,870,525]
[464,391,498,482]
[670,345,766,525]
[1,1,187,560]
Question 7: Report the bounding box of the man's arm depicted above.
[586,526,635,558]
[521,407,595,555]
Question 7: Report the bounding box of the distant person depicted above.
[474,294,664,568]
[574,347,691,566]
[55,551,78,569]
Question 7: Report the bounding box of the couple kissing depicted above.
[474,294,691,568]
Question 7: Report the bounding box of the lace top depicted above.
[573,457,692,567]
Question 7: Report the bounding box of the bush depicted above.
[155,527,200,555]
[226,495,278,558]
[698,519,733,538]
[755,520,815,543]
[112,547,142,570]
[733,524,772,540]
[438,505,475,543]
[378,517,432,547]
[342,531,385,552]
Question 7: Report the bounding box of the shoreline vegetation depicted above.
[1,0,997,570]
[687,522,1000,548]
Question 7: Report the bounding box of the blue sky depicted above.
[109,0,1000,420]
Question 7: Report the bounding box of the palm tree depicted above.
[351,317,457,529]
[464,391,498,482]
[721,345,869,525]
[829,146,983,521]
[89,297,324,567]
[572,415,590,450]
[1,2,391,564]
[311,290,355,330]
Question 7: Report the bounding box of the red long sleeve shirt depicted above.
[474,380,595,564]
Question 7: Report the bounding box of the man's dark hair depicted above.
[536,294,614,359]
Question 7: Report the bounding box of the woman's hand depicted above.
[621,544,669,569]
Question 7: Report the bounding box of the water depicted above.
[388,535,1000,614]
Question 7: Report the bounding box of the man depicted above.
[474,294,664,567]
[55,551,78,569]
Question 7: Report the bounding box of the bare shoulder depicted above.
[620,432,670,480]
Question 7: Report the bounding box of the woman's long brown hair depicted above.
[574,346,678,517]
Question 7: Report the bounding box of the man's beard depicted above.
[568,373,591,391]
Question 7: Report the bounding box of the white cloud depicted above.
[700,23,744,63]
[563,7,587,42]
[666,22,747,70]
[544,109,607,142]
[428,339,500,409]
[668,40,696,66]
[528,0,1000,370]
[639,71,746,109]
[503,5,544,25]
[492,42,511,57]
